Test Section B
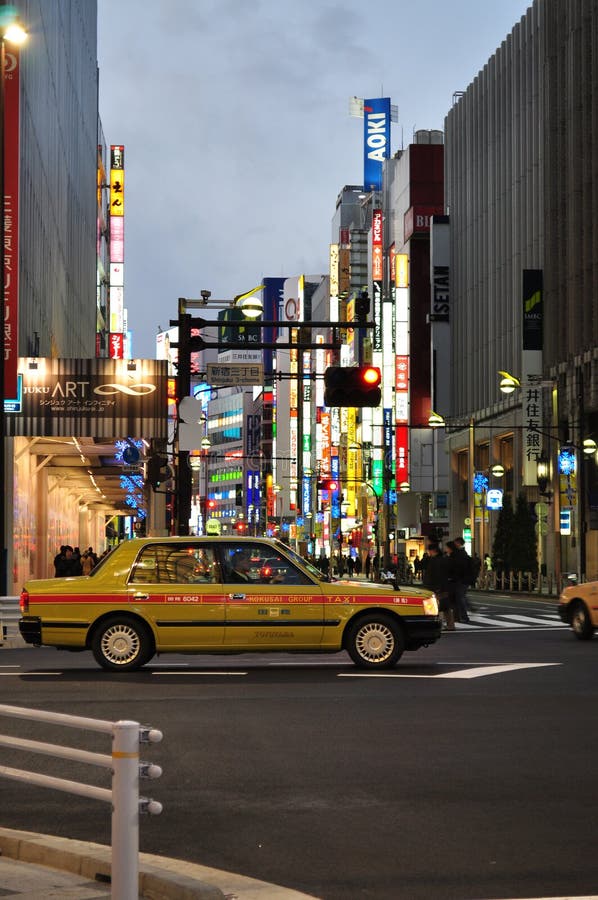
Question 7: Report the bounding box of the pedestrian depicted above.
[71,547,83,576]
[422,542,454,630]
[54,545,79,578]
[318,552,330,576]
[354,555,362,576]
[53,545,67,577]
[347,555,355,577]
[365,554,371,580]
[450,537,472,623]
[81,550,95,576]
[373,553,380,581]
[413,556,422,580]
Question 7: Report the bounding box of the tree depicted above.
[511,491,538,576]
[492,493,515,575]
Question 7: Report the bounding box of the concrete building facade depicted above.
[442,0,598,582]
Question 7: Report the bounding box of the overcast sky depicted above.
[97,0,532,358]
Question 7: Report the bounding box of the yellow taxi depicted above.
[558,579,598,639]
[19,537,441,671]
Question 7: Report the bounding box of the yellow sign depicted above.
[110,169,124,216]
[206,518,221,535]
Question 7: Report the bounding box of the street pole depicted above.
[468,416,476,558]
[0,38,7,594]
[172,312,191,536]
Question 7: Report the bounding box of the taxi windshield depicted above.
[274,541,329,581]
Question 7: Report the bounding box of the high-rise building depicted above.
[442,0,598,582]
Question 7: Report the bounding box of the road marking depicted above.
[469,613,527,627]
[339,663,561,679]
[0,671,63,676]
[152,670,248,676]
[497,613,562,626]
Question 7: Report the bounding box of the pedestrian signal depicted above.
[323,366,382,407]
[146,453,171,491]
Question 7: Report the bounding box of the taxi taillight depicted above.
[19,589,29,614]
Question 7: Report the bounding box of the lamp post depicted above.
[0,10,27,594]
[428,412,477,555]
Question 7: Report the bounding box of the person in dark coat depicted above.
[422,542,454,630]
[452,537,472,623]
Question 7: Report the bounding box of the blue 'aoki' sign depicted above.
[364,98,391,191]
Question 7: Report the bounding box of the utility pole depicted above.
[171,313,192,536]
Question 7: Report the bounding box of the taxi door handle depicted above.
[229,593,246,600]
[132,592,149,600]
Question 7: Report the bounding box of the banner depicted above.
[363,98,391,192]
[4,45,20,399]
[6,358,168,438]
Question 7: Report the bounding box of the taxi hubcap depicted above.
[356,622,394,661]
[101,624,140,663]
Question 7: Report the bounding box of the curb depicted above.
[0,828,319,899]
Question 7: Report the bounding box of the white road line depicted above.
[434,662,560,679]
[0,671,62,676]
[497,613,563,626]
[469,613,527,627]
[339,662,561,680]
[152,671,248,676]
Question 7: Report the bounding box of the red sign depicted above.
[372,209,383,280]
[109,333,124,359]
[396,424,409,484]
[403,205,444,241]
[3,47,20,399]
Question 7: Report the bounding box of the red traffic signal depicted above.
[323,366,382,407]
[206,499,217,510]
[234,521,247,533]
[318,478,338,491]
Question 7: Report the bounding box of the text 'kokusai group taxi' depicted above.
[19,537,441,671]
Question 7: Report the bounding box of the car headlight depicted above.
[423,594,439,616]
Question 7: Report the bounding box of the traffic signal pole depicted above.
[170,311,377,537]
[174,314,192,536]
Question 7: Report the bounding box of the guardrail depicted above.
[0,595,19,645]
[0,704,163,900]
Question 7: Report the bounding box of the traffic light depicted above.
[146,453,170,491]
[355,290,370,323]
[234,521,247,533]
[323,366,382,407]
[318,478,338,492]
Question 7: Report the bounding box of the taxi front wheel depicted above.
[570,601,595,640]
[91,616,155,671]
[346,613,405,668]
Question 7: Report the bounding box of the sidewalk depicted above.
[0,828,319,899]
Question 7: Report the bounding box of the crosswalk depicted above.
[454,608,564,631]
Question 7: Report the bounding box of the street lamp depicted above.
[498,370,521,394]
[0,9,27,594]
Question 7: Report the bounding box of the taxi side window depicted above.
[165,547,220,584]
[221,545,313,586]
[130,545,221,585]
[130,549,159,584]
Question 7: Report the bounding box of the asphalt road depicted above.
[1,596,597,900]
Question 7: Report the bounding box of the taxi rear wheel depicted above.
[570,601,595,640]
[91,616,154,671]
[346,613,405,668]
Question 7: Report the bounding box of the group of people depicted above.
[53,545,99,577]
[421,537,481,630]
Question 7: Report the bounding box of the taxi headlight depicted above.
[423,594,439,616]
